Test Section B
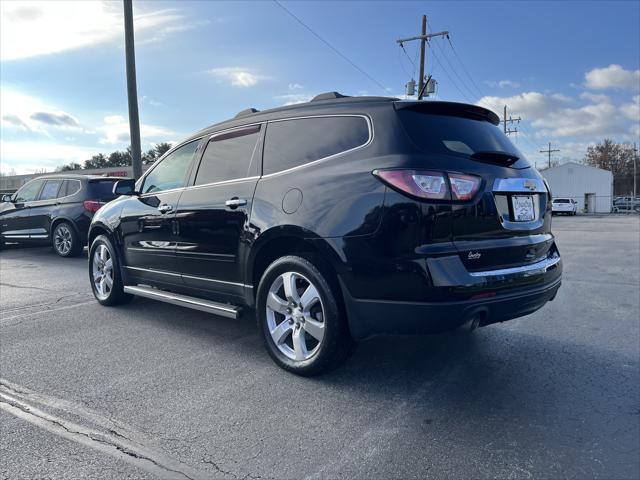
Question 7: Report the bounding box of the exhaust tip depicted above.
[459,314,482,332]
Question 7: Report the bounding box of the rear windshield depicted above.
[88,180,118,201]
[554,199,571,203]
[399,111,530,168]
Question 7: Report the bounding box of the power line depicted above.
[273,0,388,94]
[445,35,486,99]
[431,38,478,102]
[429,45,474,103]
[540,142,561,169]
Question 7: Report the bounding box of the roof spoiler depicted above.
[394,101,500,126]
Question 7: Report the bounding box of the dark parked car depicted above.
[88,93,562,375]
[0,174,123,256]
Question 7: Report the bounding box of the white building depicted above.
[541,162,613,213]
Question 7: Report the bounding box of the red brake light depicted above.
[373,170,449,200]
[83,200,105,213]
[448,173,481,201]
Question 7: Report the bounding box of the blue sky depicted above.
[1,0,639,174]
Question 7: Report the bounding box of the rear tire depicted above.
[89,235,133,306]
[257,255,354,376]
[52,221,82,257]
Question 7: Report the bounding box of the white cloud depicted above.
[532,102,627,137]
[620,95,640,122]
[478,91,571,119]
[579,92,611,104]
[485,79,521,89]
[0,88,81,134]
[206,67,263,87]
[584,64,640,90]
[479,90,635,139]
[0,1,187,61]
[288,83,303,91]
[0,139,102,174]
[97,116,173,145]
[104,115,125,125]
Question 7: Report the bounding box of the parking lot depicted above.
[1,216,638,479]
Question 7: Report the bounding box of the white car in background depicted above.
[552,198,577,215]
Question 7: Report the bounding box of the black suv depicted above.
[88,93,562,375]
[1,174,122,256]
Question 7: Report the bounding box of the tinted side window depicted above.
[263,116,370,175]
[195,126,260,185]
[142,140,199,194]
[39,180,64,200]
[14,179,45,202]
[62,180,82,197]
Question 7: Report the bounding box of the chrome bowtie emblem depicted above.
[524,180,537,191]
[468,251,481,260]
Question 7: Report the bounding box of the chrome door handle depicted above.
[225,198,247,208]
[157,204,173,213]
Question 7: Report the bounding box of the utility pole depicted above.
[633,143,637,200]
[397,16,449,100]
[502,105,521,136]
[540,142,560,169]
[123,0,142,179]
[418,16,426,100]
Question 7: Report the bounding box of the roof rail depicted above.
[235,107,260,119]
[311,91,349,102]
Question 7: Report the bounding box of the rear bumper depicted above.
[340,252,562,340]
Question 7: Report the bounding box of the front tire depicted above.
[52,222,82,257]
[89,235,132,306]
[257,255,353,376]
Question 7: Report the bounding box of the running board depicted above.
[123,285,241,319]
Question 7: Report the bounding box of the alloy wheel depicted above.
[265,271,325,362]
[54,225,73,256]
[92,244,114,300]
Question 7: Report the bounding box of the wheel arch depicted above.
[50,216,81,239]
[88,221,116,250]
[247,227,347,305]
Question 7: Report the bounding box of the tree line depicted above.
[56,143,172,172]
[583,139,638,195]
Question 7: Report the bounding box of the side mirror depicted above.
[1,193,13,203]
[113,179,137,196]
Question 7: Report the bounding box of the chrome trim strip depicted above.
[125,266,181,277]
[123,285,240,319]
[3,234,30,239]
[30,234,49,239]
[493,178,547,193]
[124,265,252,288]
[182,272,248,288]
[469,255,561,278]
[185,176,260,191]
[260,114,374,179]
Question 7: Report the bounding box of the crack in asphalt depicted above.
[0,383,208,480]
[0,380,265,480]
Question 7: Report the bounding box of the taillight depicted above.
[448,173,481,201]
[373,170,449,200]
[83,200,104,213]
[373,169,481,201]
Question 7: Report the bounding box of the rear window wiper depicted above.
[470,150,520,164]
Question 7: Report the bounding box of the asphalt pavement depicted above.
[1,216,639,479]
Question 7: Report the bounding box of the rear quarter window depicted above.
[61,179,82,197]
[263,116,370,175]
